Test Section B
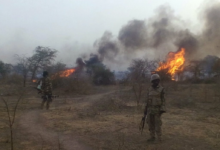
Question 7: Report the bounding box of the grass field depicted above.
[1,82,220,150]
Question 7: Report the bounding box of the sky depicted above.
[0,0,211,65]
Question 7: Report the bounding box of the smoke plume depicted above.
[200,3,220,55]
[94,31,119,61]
[174,30,198,56]
[118,20,147,49]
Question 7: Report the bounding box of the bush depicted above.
[91,65,115,85]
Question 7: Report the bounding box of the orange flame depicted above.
[59,69,75,77]
[156,48,186,80]
[32,79,37,83]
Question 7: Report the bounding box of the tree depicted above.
[128,59,157,105]
[0,61,11,77]
[92,65,114,85]
[1,91,25,150]
[43,61,67,74]
[212,59,220,75]
[186,60,203,79]
[14,55,31,87]
[29,46,57,80]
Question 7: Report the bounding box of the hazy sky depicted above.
[0,0,210,65]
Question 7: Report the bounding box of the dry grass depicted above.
[1,82,220,150]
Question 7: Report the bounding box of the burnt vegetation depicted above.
[2,1,220,150]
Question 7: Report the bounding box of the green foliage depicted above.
[92,65,114,85]
[29,46,58,79]
[43,61,67,74]
[0,61,11,77]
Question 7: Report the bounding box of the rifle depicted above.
[34,87,59,99]
[139,113,147,134]
[41,95,59,100]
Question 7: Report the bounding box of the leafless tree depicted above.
[129,59,157,105]
[14,55,31,87]
[1,92,24,150]
[29,46,57,80]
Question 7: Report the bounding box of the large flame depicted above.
[156,48,186,80]
[59,69,75,77]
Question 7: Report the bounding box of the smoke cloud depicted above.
[200,3,220,55]
[91,2,220,70]
[2,1,220,71]
[94,31,119,61]
[118,20,147,49]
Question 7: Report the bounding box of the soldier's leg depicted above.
[147,114,156,141]
[46,100,49,109]
[46,95,52,110]
[155,113,162,141]
[41,96,47,109]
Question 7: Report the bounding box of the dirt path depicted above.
[18,88,128,150]
[19,110,92,150]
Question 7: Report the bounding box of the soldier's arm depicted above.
[161,88,165,106]
[160,88,166,113]
[41,79,45,92]
[48,78,52,91]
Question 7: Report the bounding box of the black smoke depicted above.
[94,31,119,61]
[174,30,198,55]
[83,2,220,70]
[201,3,220,54]
[118,20,147,49]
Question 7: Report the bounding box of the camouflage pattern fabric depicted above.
[145,85,165,139]
[41,77,52,95]
[40,77,52,109]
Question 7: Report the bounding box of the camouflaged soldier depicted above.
[143,74,166,142]
[40,71,53,110]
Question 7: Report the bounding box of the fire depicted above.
[59,68,75,77]
[32,79,37,83]
[156,48,186,80]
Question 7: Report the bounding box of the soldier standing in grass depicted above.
[143,74,166,142]
[38,71,53,110]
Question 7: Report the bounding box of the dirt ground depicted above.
[1,83,220,150]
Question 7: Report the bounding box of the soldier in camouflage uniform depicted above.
[40,71,53,110]
[143,74,166,142]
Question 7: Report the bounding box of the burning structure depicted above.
[156,48,186,81]
[28,2,220,83]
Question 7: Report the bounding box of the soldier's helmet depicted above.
[150,74,160,82]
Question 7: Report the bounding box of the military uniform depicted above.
[40,76,52,109]
[145,84,165,141]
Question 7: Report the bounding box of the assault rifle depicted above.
[139,113,147,134]
[34,87,59,99]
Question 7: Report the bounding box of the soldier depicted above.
[143,74,166,142]
[39,71,53,110]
